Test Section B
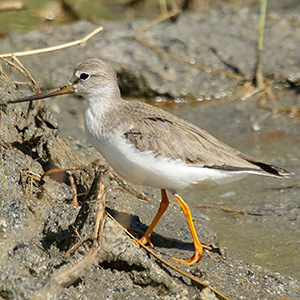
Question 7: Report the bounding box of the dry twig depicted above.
[0,27,103,94]
[109,168,150,202]
[40,167,80,181]
[194,204,265,216]
[34,174,107,299]
[0,27,103,58]
[12,55,41,92]
[93,181,106,243]
[68,174,79,206]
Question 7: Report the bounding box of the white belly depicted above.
[86,128,249,191]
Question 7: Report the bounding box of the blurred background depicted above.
[0,0,261,34]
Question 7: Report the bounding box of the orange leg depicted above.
[139,189,169,248]
[172,193,210,265]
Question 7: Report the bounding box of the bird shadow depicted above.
[106,207,195,252]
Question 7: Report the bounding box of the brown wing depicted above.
[118,101,290,177]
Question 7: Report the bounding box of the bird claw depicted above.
[139,235,154,248]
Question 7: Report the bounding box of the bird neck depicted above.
[86,83,123,118]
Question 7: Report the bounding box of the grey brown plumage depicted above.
[108,100,291,177]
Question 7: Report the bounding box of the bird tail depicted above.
[239,153,292,178]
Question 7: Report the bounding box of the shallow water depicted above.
[169,92,300,279]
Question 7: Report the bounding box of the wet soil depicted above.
[0,3,299,300]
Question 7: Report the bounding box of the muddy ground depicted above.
[0,2,300,300]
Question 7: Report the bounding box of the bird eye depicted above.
[79,73,90,80]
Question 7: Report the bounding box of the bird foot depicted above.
[139,235,154,248]
[171,251,203,266]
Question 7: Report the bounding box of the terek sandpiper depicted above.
[10,58,291,265]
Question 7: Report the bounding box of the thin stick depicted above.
[0,57,29,77]
[0,64,10,80]
[69,174,79,207]
[109,168,150,202]
[0,27,103,58]
[93,182,106,242]
[40,167,80,181]
[194,204,266,216]
[12,55,41,93]
[255,0,267,89]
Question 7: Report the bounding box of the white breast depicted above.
[87,133,251,192]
